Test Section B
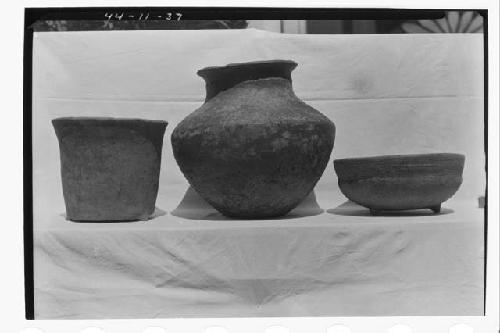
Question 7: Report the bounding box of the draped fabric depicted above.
[33,30,484,318]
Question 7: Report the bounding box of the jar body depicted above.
[53,117,167,221]
[172,61,335,218]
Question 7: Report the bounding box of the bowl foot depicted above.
[369,204,442,215]
[429,204,441,214]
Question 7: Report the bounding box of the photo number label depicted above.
[104,12,183,21]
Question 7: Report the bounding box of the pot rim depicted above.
[52,116,168,125]
[197,59,298,77]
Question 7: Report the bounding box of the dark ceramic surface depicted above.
[53,117,167,221]
[334,153,465,214]
[172,60,335,219]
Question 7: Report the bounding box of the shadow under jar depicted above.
[52,117,167,221]
[334,153,465,215]
[171,60,336,219]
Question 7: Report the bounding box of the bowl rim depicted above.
[334,153,465,165]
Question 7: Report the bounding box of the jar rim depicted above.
[197,59,298,78]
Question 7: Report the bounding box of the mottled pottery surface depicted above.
[53,117,167,221]
[172,60,335,219]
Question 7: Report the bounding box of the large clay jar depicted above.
[171,60,335,218]
[52,117,167,221]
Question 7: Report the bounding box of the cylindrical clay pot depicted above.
[53,117,167,221]
[171,60,336,218]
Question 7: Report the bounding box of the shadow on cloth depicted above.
[60,206,167,223]
[171,186,324,220]
[327,200,454,217]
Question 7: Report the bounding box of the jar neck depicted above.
[197,60,297,101]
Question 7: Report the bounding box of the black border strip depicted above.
[25,8,447,22]
[23,9,35,320]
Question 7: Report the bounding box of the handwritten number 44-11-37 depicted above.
[104,12,183,20]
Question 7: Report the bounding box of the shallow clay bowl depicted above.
[334,153,465,215]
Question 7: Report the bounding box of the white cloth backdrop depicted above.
[33,29,485,319]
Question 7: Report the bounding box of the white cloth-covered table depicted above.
[32,30,485,318]
[35,197,483,319]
